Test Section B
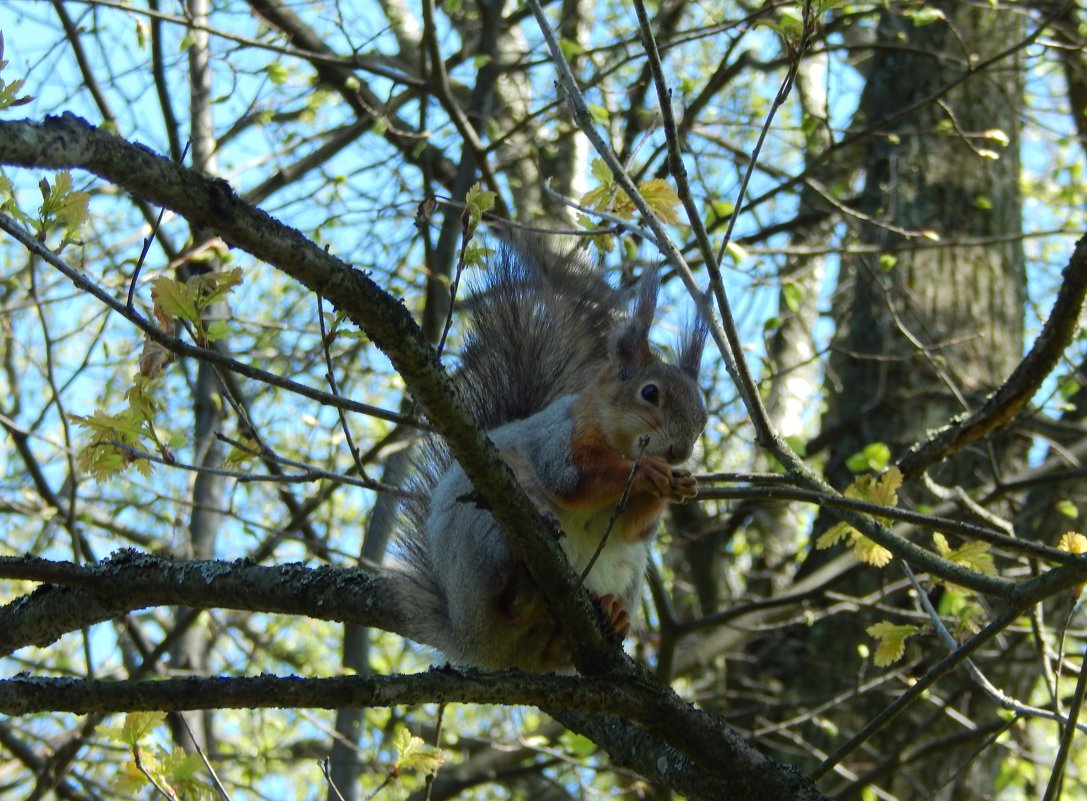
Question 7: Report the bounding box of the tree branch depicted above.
[0,551,404,656]
[0,668,830,801]
[898,232,1087,479]
[0,113,614,673]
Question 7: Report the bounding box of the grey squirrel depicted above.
[389,245,708,671]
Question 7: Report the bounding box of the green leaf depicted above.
[845,442,891,473]
[162,748,215,800]
[638,178,680,224]
[933,533,997,576]
[866,621,920,666]
[590,158,612,185]
[1056,499,1080,519]
[152,276,200,324]
[817,469,902,567]
[724,240,748,263]
[559,731,597,757]
[815,522,851,550]
[904,6,946,26]
[782,281,804,312]
[266,62,289,85]
[393,727,445,776]
[464,181,496,233]
[205,320,231,342]
[587,103,609,125]
[117,711,165,746]
[38,170,90,242]
[558,38,583,60]
[0,33,33,110]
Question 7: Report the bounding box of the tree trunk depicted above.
[791,5,1026,799]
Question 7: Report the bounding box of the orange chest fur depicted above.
[564,432,668,543]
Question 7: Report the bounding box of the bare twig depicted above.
[1042,638,1087,801]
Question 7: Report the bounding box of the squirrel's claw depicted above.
[593,592,631,641]
[540,510,566,540]
[670,468,698,500]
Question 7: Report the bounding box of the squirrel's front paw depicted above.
[635,457,697,501]
[634,455,677,497]
[669,468,698,500]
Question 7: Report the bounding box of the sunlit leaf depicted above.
[867,621,920,666]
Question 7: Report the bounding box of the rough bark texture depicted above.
[785,5,1027,799]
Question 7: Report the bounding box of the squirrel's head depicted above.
[592,267,709,464]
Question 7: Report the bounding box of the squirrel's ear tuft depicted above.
[678,290,710,378]
[611,266,659,366]
[632,263,661,328]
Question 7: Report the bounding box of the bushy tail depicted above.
[457,244,628,430]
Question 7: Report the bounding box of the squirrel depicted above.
[388,244,708,671]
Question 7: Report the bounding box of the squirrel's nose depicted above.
[667,441,693,463]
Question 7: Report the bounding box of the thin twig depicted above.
[698,480,1076,566]
[175,712,232,801]
[128,140,192,310]
[0,212,424,429]
[811,604,1022,779]
[317,294,369,481]
[577,437,651,589]
[902,563,1087,734]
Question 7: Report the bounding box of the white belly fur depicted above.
[555,508,648,598]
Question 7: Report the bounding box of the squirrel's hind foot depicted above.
[592,592,631,641]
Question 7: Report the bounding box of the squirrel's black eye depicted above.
[640,383,660,405]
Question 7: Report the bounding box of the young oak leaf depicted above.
[815,468,902,567]
[932,533,997,576]
[853,536,894,568]
[73,377,167,480]
[0,72,32,111]
[37,171,89,247]
[815,521,850,550]
[579,159,681,224]
[866,621,920,667]
[40,171,90,231]
[464,181,496,233]
[393,726,445,777]
[161,748,215,801]
[844,466,902,506]
[187,266,243,308]
[638,178,681,224]
[115,751,163,796]
[105,711,164,747]
[152,275,200,325]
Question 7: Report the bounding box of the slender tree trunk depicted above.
[169,0,224,755]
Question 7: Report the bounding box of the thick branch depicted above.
[0,113,613,672]
[898,233,1087,479]
[0,669,829,801]
[0,551,403,656]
